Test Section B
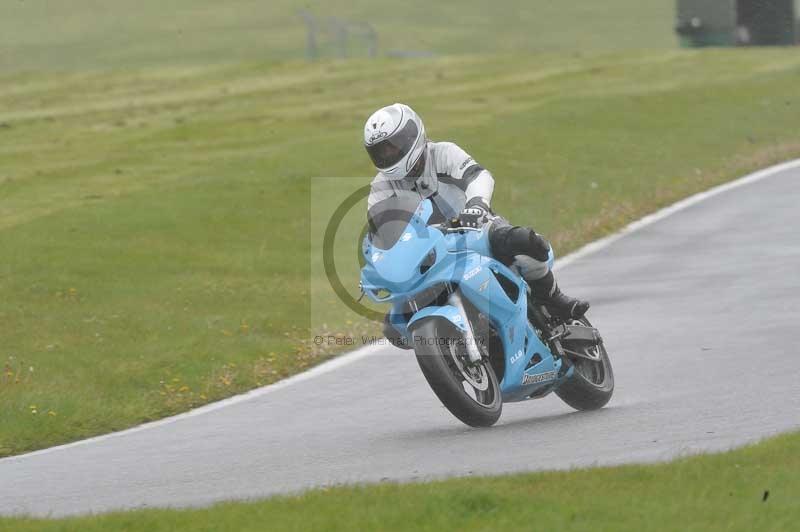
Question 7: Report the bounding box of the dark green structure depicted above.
[676,0,799,46]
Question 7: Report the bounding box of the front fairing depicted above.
[361,200,447,301]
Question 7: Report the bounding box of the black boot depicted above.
[528,270,590,319]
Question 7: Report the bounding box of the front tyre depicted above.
[555,316,614,411]
[411,318,502,427]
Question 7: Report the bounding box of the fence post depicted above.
[362,22,378,57]
[329,17,349,58]
[297,9,319,60]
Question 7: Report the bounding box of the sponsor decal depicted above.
[478,279,490,292]
[509,350,524,364]
[522,370,557,386]
[368,130,388,144]
[463,266,482,281]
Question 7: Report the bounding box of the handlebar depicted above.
[433,219,484,234]
[442,226,482,233]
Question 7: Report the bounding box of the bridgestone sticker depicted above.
[522,371,556,385]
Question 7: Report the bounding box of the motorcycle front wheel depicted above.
[411,318,502,427]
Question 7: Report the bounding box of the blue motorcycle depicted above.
[360,197,614,427]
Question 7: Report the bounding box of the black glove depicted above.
[457,198,490,228]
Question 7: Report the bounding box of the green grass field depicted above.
[3,48,800,457]
[0,1,674,71]
[3,430,798,530]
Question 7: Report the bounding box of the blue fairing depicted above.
[361,199,567,402]
[407,306,466,333]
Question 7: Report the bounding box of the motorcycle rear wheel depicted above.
[555,316,614,411]
[411,318,502,427]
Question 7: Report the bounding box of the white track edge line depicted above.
[555,158,800,271]
[4,158,799,464]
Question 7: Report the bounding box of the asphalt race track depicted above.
[1,163,799,517]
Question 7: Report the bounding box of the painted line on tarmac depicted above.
[3,158,799,464]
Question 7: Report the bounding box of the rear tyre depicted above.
[555,316,614,411]
[411,318,502,427]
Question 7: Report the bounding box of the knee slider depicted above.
[506,226,550,262]
[489,224,551,263]
[527,231,551,262]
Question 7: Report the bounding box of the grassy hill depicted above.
[0,1,675,71]
[2,48,800,456]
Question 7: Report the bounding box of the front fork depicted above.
[449,291,484,364]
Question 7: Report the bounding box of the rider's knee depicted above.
[489,224,550,263]
[527,230,551,262]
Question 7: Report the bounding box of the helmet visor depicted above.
[365,120,419,169]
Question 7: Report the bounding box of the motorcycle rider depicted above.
[364,103,589,346]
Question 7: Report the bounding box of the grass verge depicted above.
[2,49,800,456]
[2,431,797,530]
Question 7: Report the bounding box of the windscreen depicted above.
[367,193,423,250]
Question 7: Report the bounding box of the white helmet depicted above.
[363,103,426,178]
